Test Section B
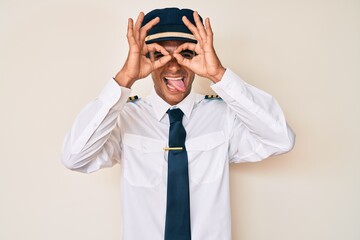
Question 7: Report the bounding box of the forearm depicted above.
[61,79,131,173]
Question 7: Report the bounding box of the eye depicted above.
[180,50,195,59]
[149,51,164,61]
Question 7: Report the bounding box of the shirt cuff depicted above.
[211,68,247,102]
[98,79,132,108]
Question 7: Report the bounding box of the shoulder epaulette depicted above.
[127,95,139,102]
[204,95,222,100]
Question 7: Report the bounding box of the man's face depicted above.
[150,40,195,105]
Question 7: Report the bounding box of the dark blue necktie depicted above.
[164,108,191,240]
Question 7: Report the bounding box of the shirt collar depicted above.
[149,89,196,121]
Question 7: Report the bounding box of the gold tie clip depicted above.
[163,147,183,151]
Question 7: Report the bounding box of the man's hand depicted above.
[114,12,171,88]
[173,12,226,83]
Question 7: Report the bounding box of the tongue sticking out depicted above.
[167,78,186,92]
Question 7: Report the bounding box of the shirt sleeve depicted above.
[61,79,131,173]
[211,69,295,163]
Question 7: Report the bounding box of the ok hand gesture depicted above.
[114,12,171,88]
[173,12,226,83]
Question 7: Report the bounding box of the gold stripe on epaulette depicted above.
[204,95,222,100]
[128,95,139,102]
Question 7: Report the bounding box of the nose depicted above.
[165,55,181,71]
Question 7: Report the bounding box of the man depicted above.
[61,8,295,240]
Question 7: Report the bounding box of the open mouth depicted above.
[164,76,186,92]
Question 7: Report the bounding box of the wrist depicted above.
[114,70,135,88]
[209,67,226,83]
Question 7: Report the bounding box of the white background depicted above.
[1,0,359,239]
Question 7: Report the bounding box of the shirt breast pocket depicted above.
[186,131,227,184]
[122,134,166,188]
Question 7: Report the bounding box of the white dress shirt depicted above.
[61,69,295,240]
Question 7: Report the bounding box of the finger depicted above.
[174,42,197,54]
[173,42,196,68]
[133,12,144,44]
[126,18,137,47]
[205,17,214,45]
[182,16,202,41]
[141,43,148,56]
[146,44,171,69]
[140,17,160,44]
[194,11,207,41]
[146,43,170,56]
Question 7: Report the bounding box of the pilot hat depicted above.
[142,7,203,44]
